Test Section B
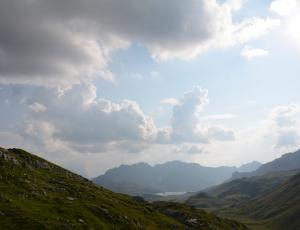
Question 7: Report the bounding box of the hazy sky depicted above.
[1,0,300,177]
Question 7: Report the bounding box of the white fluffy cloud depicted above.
[270,0,299,16]
[1,84,236,158]
[270,0,300,45]
[269,104,300,148]
[3,83,300,176]
[28,102,47,113]
[168,87,235,143]
[241,46,269,59]
[0,0,280,87]
[160,98,179,106]
[171,87,209,143]
[18,83,157,153]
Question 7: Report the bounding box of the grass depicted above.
[0,147,248,229]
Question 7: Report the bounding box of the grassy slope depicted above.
[152,202,247,230]
[186,170,297,210]
[186,170,300,229]
[0,148,247,230]
[238,172,300,230]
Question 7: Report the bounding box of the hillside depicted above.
[237,161,262,173]
[185,148,300,230]
[93,160,260,197]
[238,172,300,230]
[186,170,299,210]
[232,149,300,179]
[0,147,247,229]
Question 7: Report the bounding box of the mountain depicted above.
[186,169,299,210]
[236,161,261,173]
[94,161,239,196]
[0,147,247,229]
[238,172,300,230]
[186,149,300,230]
[232,149,300,179]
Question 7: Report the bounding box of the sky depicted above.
[1,0,300,177]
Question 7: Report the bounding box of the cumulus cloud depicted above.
[0,0,280,87]
[17,83,157,153]
[200,113,238,120]
[232,17,280,44]
[270,0,299,16]
[241,46,269,59]
[0,84,236,156]
[171,87,209,143]
[187,145,205,154]
[160,98,179,106]
[207,126,235,141]
[28,102,47,113]
[270,0,300,44]
[276,129,300,148]
[268,104,300,148]
[164,87,235,143]
[270,104,300,127]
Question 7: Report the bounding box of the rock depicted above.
[78,218,85,223]
[186,218,198,225]
[67,197,75,201]
[0,150,19,165]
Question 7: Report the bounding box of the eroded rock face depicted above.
[1,148,53,170]
[0,148,19,165]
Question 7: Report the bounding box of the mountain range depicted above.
[1,146,299,229]
[93,160,261,196]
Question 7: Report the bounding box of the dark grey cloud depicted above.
[0,0,123,86]
[0,0,278,86]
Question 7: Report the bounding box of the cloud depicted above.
[200,113,238,120]
[18,83,157,153]
[170,87,209,143]
[0,0,127,87]
[165,86,235,143]
[233,17,280,44]
[276,129,300,148]
[4,84,236,156]
[187,145,205,154]
[207,126,235,141]
[0,0,280,87]
[160,98,179,106]
[28,102,47,113]
[241,46,269,59]
[170,144,206,155]
[270,104,300,127]
[270,0,299,16]
[268,104,300,148]
[270,0,300,44]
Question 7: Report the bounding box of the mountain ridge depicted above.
[186,148,300,230]
[93,160,261,196]
[232,149,300,179]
